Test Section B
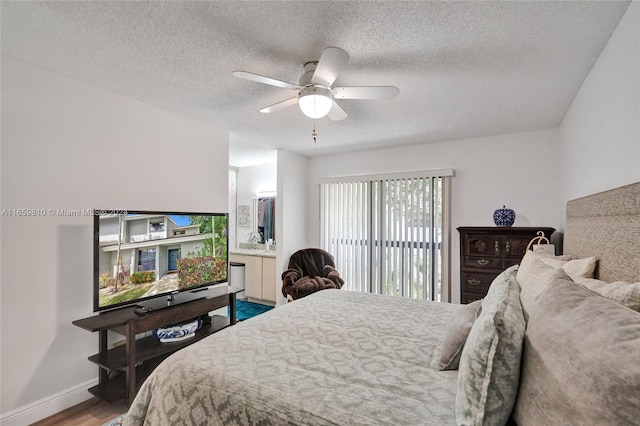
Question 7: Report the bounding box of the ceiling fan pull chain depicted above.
[312,121,318,144]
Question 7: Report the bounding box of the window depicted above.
[149,221,165,232]
[320,171,452,301]
[138,249,156,272]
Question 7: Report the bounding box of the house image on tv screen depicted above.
[97,213,228,309]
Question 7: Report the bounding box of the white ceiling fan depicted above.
[232,47,399,121]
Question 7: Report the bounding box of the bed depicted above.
[124,182,640,426]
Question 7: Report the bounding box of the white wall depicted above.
[560,1,640,204]
[276,150,310,306]
[235,163,277,246]
[0,57,229,423]
[308,129,562,303]
[228,168,238,250]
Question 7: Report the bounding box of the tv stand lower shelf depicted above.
[73,286,241,406]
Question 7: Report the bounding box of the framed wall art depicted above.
[237,205,250,227]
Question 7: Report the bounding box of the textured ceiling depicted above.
[1,1,631,167]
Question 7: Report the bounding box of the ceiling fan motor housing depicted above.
[298,85,332,99]
[299,61,319,86]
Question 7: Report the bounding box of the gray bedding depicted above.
[124,289,460,425]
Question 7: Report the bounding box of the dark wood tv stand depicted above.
[73,285,242,406]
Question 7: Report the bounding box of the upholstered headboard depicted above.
[564,181,640,282]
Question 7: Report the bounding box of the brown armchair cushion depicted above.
[281,248,344,300]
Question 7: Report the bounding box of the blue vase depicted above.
[493,205,515,227]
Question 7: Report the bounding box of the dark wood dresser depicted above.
[457,226,555,304]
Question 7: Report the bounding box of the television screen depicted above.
[94,210,228,312]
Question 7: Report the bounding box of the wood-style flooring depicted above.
[30,397,127,426]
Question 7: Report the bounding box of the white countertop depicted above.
[230,248,276,258]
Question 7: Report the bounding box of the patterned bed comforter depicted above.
[124,289,460,426]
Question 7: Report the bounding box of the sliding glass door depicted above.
[320,173,450,301]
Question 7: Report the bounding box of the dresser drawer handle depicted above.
[468,278,481,286]
[476,259,489,266]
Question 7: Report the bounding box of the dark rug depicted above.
[230,299,274,321]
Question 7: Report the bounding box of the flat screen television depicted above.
[94,210,228,312]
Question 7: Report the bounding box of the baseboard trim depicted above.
[0,378,98,426]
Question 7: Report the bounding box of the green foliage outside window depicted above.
[177,256,227,290]
[188,215,228,258]
[130,271,156,284]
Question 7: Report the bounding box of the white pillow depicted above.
[532,245,571,260]
[516,252,571,318]
[527,249,597,281]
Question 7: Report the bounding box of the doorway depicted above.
[168,248,179,272]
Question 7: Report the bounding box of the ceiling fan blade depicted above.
[259,96,299,113]
[233,71,301,90]
[311,47,350,87]
[327,100,348,121]
[332,86,400,100]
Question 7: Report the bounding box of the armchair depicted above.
[281,248,344,300]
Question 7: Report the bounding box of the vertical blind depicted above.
[320,173,450,301]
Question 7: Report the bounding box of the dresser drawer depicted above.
[503,258,521,269]
[461,292,485,304]
[461,271,495,293]
[464,256,503,269]
[502,236,532,259]
[463,235,500,257]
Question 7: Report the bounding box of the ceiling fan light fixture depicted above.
[298,85,333,119]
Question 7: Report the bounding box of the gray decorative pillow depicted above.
[513,274,640,425]
[438,299,482,370]
[455,265,526,426]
